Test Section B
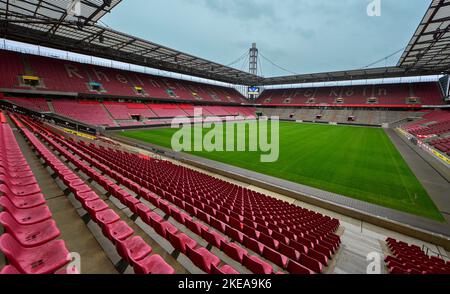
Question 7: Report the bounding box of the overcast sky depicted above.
[102,0,429,77]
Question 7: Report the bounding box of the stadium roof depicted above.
[0,0,122,24]
[256,66,441,86]
[0,0,261,85]
[398,0,450,72]
[0,0,448,86]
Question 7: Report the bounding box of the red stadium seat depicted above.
[186,246,221,274]
[211,264,240,275]
[0,265,21,274]
[167,231,198,254]
[133,254,176,275]
[287,260,315,274]
[263,247,289,269]
[0,197,52,225]
[222,242,248,263]
[0,212,60,248]
[95,209,121,226]
[0,233,70,274]
[243,255,273,275]
[1,192,46,209]
[202,229,227,248]
[104,221,134,243]
[116,236,153,265]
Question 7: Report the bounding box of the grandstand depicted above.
[1,0,450,278]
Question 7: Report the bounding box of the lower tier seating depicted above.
[403,110,450,138]
[384,238,450,274]
[16,115,242,274]
[0,114,71,274]
[20,115,341,274]
[5,113,176,274]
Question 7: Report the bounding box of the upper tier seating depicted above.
[257,83,445,106]
[385,238,450,274]
[0,50,246,103]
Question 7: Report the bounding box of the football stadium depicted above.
[0,0,449,278]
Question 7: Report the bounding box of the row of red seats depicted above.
[15,114,175,274]
[257,82,444,106]
[384,238,450,274]
[20,116,241,274]
[0,49,246,104]
[403,110,450,138]
[88,144,341,236]
[52,135,288,274]
[0,115,71,274]
[22,117,339,274]
[4,98,50,113]
[429,137,450,155]
[67,134,341,273]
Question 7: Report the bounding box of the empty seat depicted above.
[263,247,289,269]
[287,260,314,274]
[185,218,208,236]
[133,254,175,275]
[75,191,99,203]
[299,254,323,273]
[222,242,248,263]
[0,197,52,225]
[84,199,109,216]
[186,246,221,274]
[259,233,279,250]
[152,220,178,238]
[147,211,164,227]
[3,192,46,209]
[0,212,60,248]
[279,242,300,262]
[226,226,244,243]
[211,264,240,275]
[104,221,134,243]
[116,236,153,265]
[136,203,151,222]
[95,209,121,226]
[243,235,265,255]
[0,182,40,196]
[202,229,227,248]
[171,209,189,225]
[210,218,227,233]
[167,231,198,254]
[0,233,70,274]
[243,255,273,275]
[308,248,328,266]
[0,265,21,274]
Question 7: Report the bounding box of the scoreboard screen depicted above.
[248,86,260,95]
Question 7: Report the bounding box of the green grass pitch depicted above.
[120,121,443,221]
